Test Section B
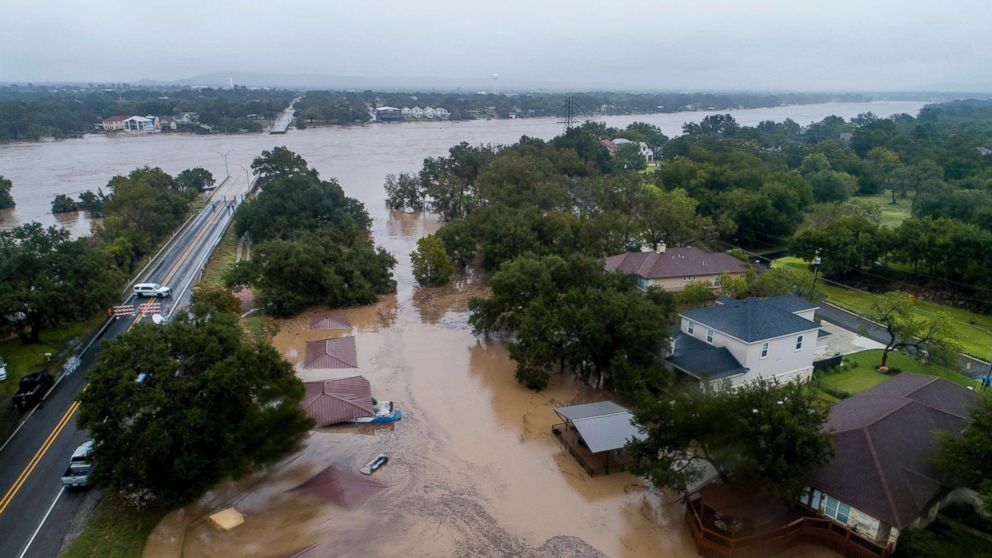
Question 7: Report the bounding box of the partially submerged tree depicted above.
[78,304,313,508]
[628,379,833,502]
[50,193,79,213]
[411,234,454,286]
[0,175,14,209]
[176,167,216,192]
[869,291,959,368]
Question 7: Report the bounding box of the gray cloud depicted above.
[1,0,990,91]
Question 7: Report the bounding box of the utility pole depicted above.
[810,248,822,300]
[214,151,230,178]
[558,96,577,132]
[238,164,251,191]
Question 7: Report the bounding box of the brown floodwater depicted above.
[1,104,903,557]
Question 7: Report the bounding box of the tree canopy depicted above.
[0,175,13,209]
[78,302,312,507]
[934,395,992,514]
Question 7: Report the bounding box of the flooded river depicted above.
[1,102,925,557]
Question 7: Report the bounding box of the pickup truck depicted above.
[61,441,94,489]
[12,371,54,412]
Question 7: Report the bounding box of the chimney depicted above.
[655,242,667,254]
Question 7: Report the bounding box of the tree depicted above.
[383,172,425,212]
[0,223,119,343]
[612,143,647,173]
[0,175,13,209]
[78,305,312,507]
[51,193,79,213]
[191,285,242,315]
[869,292,959,368]
[175,168,215,192]
[806,170,859,203]
[410,234,454,286]
[720,266,815,300]
[251,146,310,181]
[637,186,709,250]
[628,378,833,502]
[934,396,992,514]
[791,216,891,276]
[677,281,718,309]
[435,219,476,268]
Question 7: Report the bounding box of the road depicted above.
[816,302,991,381]
[269,97,298,134]
[0,174,253,558]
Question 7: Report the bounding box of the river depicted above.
[3,101,926,557]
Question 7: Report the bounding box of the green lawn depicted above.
[775,257,992,360]
[61,496,165,558]
[815,349,978,399]
[199,226,239,289]
[0,314,105,397]
[856,192,913,228]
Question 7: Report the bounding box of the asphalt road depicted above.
[816,302,991,381]
[0,174,252,558]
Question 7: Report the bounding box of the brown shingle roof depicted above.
[604,247,747,280]
[308,314,352,330]
[303,336,358,369]
[809,373,979,529]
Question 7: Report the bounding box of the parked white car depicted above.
[133,283,172,298]
[0,356,7,381]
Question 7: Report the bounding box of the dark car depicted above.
[12,372,54,412]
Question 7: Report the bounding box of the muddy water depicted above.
[2,104,895,557]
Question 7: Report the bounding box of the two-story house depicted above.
[666,295,824,385]
[604,246,747,293]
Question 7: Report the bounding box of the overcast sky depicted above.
[2,0,990,92]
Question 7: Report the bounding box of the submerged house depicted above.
[303,336,359,369]
[667,295,826,386]
[604,246,747,293]
[551,401,645,476]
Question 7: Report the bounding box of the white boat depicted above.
[360,453,389,475]
[349,400,402,424]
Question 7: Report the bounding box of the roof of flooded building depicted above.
[605,247,747,280]
[308,314,352,330]
[303,336,358,369]
[301,376,374,427]
[554,401,645,453]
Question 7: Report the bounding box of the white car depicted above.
[0,356,7,382]
[133,283,172,298]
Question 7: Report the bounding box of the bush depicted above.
[411,235,454,286]
[821,385,851,400]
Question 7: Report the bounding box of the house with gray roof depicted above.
[604,246,747,293]
[667,295,825,385]
[801,373,980,547]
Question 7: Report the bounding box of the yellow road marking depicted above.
[0,177,248,515]
[0,400,80,516]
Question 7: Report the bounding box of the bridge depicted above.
[269,97,299,134]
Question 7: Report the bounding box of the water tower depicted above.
[492,73,499,95]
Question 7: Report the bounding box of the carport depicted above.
[551,401,645,476]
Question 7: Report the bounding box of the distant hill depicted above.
[136,72,572,92]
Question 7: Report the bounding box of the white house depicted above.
[434,107,451,119]
[411,106,424,119]
[667,295,824,386]
[122,115,159,132]
[401,107,413,119]
[610,138,655,164]
[422,106,436,119]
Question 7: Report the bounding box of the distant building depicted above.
[977,146,992,156]
[599,139,617,157]
[101,114,129,131]
[838,131,854,142]
[604,245,747,292]
[434,107,451,120]
[122,115,159,132]
[610,138,655,164]
[401,107,413,119]
[411,106,424,119]
[422,106,436,119]
[376,106,402,122]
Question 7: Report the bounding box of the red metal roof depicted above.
[308,314,352,330]
[604,247,747,279]
[301,376,374,427]
[287,465,384,509]
[303,336,358,369]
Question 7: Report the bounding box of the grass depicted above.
[775,257,992,360]
[0,314,105,397]
[893,507,992,558]
[61,496,165,558]
[857,192,913,228]
[199,226,239,289]
[815,349,978,400]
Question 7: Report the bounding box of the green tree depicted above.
[251,146,310,181]
[637,186,709,250]
[869,292,960,368]
[190,285,242,315]
[411,234,454,286]
[628,378,833,502]
[791,216,891,276]
[0,223,119,343]
[677,281,717,309]
[383,172,425,212]
[806,170,859,203]
[934,396,992,514]
[720,266,814,300]
[0,175,13,209]
[78,306,312,507]
[175,168,215,192]
[612,142,647,173]
[51,193,79,213]
[435,219,476,268]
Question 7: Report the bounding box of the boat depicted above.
[349,399,402,424]
[360,453,389,475]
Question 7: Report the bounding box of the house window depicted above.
[760,342,769,358]
[706,329,714,343]
[823,495,851,524]
[795,335,804,351]
[683,275,695,281]
[638,277,646,289]
[687,321,695,335]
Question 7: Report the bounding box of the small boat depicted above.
[350,399,402,424]
[360,453,389,475]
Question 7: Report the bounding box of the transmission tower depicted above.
[558,96,578,132]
